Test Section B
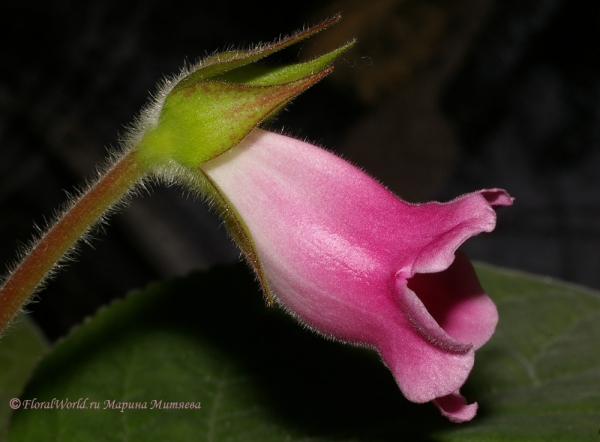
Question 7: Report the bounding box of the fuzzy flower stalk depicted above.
[0,16,512,423]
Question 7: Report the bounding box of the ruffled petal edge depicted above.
[433,391,478,423]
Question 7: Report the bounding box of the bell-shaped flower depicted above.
[199,128,513,422]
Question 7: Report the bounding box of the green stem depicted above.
[0,149,147,333]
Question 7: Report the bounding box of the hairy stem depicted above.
[0,149,146,333]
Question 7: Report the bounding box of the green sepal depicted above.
[173,14,341,91]
[194,167,274,304]
[139,68,331,169]
[213,40,355,86]
[213,41,355,123]
[137,15,352,170]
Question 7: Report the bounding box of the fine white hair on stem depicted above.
[0,156,142,298]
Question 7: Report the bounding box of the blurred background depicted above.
[1,0,599,340]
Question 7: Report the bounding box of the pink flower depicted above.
[200,128,513,422]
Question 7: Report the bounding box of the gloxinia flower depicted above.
[200,128,512,422]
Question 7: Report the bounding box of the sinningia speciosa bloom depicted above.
[200,128,513,422]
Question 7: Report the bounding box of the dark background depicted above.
[1,0,599,340]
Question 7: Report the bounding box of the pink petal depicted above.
[480,188,514,208]
[433,391,478,423]
[407,251,498,350]
[400,190,510,275]
[379,275,475,403]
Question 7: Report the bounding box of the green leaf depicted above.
[0,316,48,441]
[7,264,442,441]
[8,263,600,441]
